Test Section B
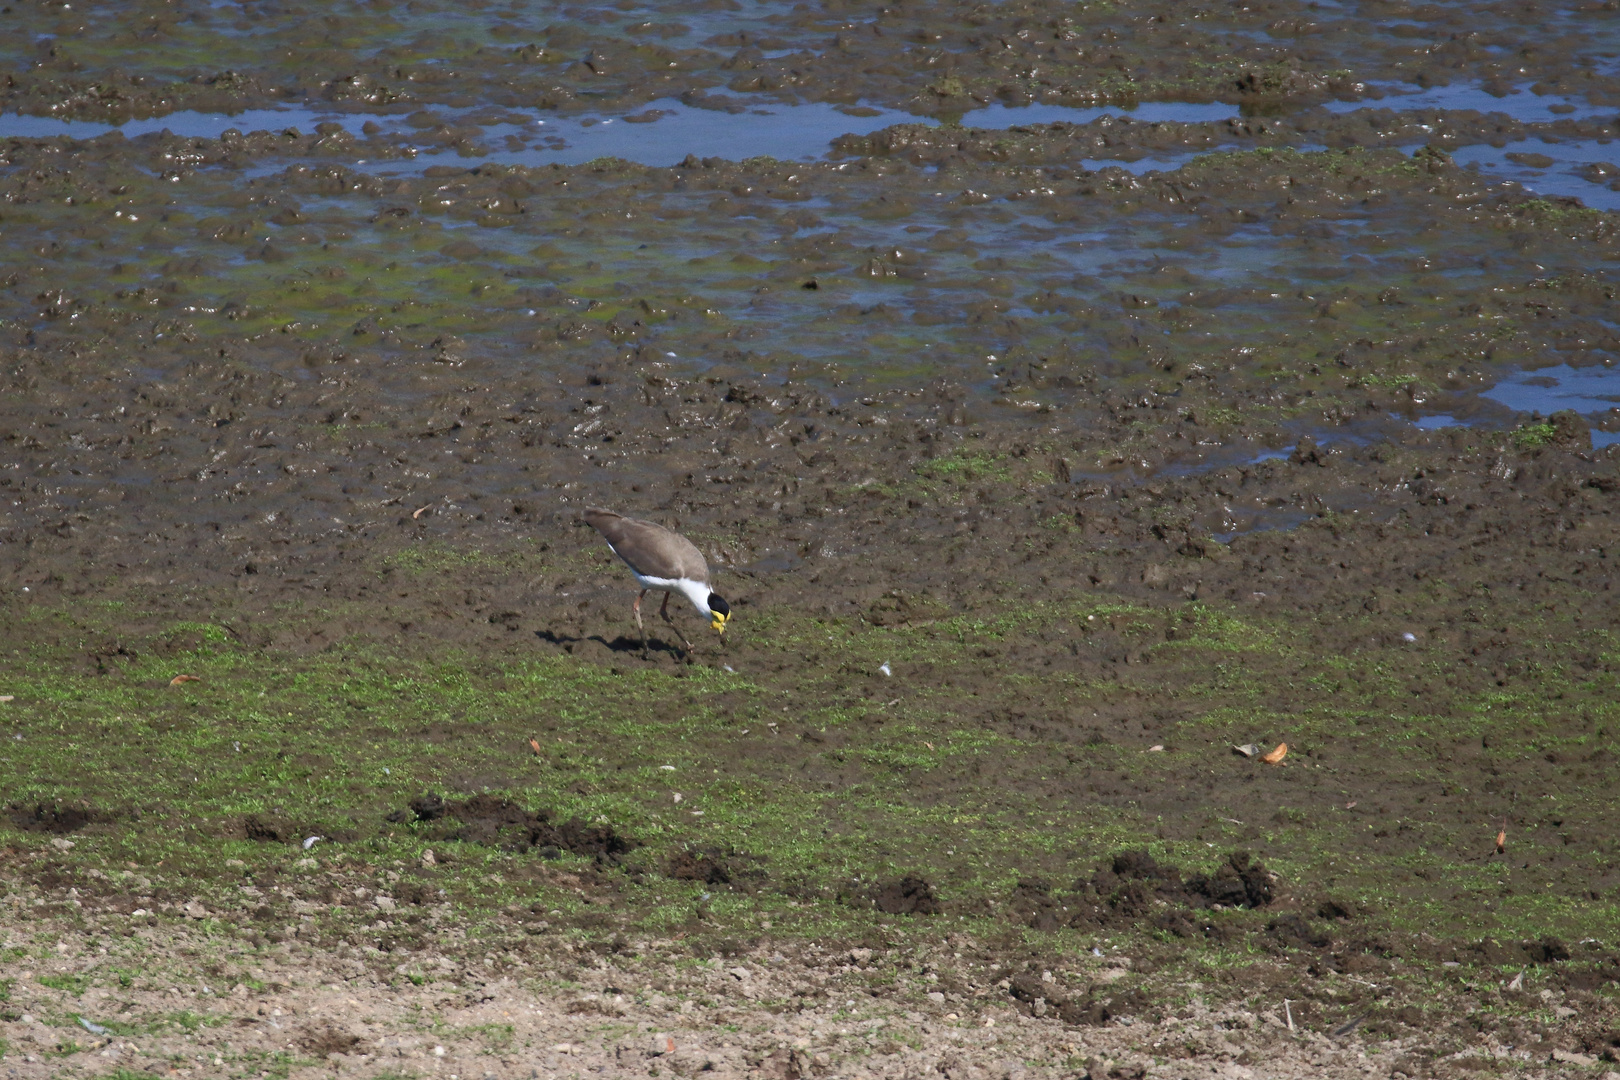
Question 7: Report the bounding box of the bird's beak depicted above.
[711,611,729,635]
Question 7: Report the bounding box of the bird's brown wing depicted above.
[583,507,709,583]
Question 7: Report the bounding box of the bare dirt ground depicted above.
[5,897,1615,1080]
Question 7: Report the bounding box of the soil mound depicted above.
[1007,970,1156,1026]
[296,1024,366,1056]
[1100,849,1276,909]
[389,792,638,860]
[243,815,298,843]
[8,802,104,834]
[873,875,941,915]
[1006,850,1277,935]
[241,814,358,844]
[663,846,769,888]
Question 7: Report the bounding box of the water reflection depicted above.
[1481,363,1620,414]
[1325,82,1618,124]
[955,101,1242,127]
[1452,140,1620,213]
[0,97,1247,169]
[2,90,1613,220]
[1410,364,1620,448]
[0,108,335,140]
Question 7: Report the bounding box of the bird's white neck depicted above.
[674,577,711,616]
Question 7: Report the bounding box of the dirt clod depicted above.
[666,849,733,884]
[408,792,447,821]
[392,794,637,860]
[7,803,100,834]
[873,875,941,915]
[296,1024,365,1056]
[243,814,295,842]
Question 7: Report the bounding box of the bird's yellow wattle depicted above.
[711,612,729,634]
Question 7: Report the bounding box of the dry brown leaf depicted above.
[1260,742,1288,765]
[169,674,202,686]
[1496,828,1507,854]
[529,738,542,756]
[412,505,430,519]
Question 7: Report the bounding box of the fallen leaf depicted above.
[0,695,13,703]
[1260,742,1288,765]
[1496,828,1507,854]
[412,505,430,519]
[529,738,542,755]
[169,674,202,686]
[1345,801,1357,809]
[1232,743,1258,758]
[1147,744,1165,752]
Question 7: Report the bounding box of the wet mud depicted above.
[2,0,1620,1075]
[4,0,1619,124]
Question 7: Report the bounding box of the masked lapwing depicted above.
[583,507,730,656]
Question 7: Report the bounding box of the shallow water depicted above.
[401,100,927,168]
[1324,82,1619,125]
[1481,363,1620,415]
[1,100,1232,169]
[956,102,1243,128]
[0,98,1245,169]
[5,88,1615,216]
[1453,139,1620,213]
[0,108,325,141]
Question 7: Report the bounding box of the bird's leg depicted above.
[634,589,649,658]
[659,591,695,654]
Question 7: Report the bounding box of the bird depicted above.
[582,507,730,656]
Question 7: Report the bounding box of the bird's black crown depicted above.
[708,593,730,616]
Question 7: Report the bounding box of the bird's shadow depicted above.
[533,629,686,658]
